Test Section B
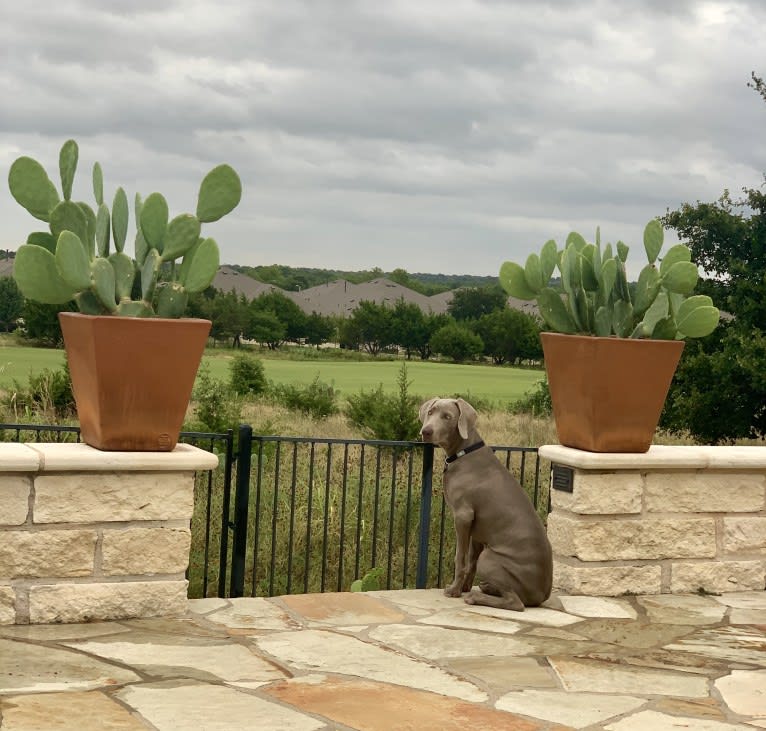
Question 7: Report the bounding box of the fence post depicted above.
[217,428,235,598]
[230,424,253,598]
[415,443,435,589]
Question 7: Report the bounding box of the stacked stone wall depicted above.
[541,446,766,596]
[0,443,216,624]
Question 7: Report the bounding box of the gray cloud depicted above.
[1,0,765,278]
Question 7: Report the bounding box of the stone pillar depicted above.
[0,442,218,624]
[541,445,766,596]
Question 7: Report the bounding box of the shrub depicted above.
[271,375,339,419]
[346,363,421,441]
[509,375,552,417]
[192,365,242,433]
[229,354,267,396]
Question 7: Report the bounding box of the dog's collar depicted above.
[445,440,486,465]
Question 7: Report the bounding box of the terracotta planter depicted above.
[541,332,685,453]
[59,313,211,451]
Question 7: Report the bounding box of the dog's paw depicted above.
[464,593,477,605]
[443,585,463,598]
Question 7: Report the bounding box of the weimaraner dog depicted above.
[419,397,552,610]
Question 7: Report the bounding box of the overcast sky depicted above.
[1,0,764,278]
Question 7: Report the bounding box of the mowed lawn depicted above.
[204,353,543,403]
[0,343,544,405]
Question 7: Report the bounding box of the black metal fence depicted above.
[0,423,548,600]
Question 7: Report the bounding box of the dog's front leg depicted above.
[461,539,483,592]
[444,509,473,597]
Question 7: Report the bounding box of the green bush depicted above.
[192,365,242,433]
[509,375,552,416]
[346,363,421,441]
[271,375,339,419]
[229,353,267,396]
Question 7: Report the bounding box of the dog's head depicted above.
[419,397,478,449]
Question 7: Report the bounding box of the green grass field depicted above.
[0,344,66,386]
[0,342,544,405]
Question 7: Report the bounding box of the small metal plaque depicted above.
[551,464,574,493]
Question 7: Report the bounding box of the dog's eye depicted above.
[427,408,434,416]
[443,413,452,420]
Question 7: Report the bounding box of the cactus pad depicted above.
[9,157,60,222]
[196,164,242,223]
[59,140,78,202]
[13,245,75,304]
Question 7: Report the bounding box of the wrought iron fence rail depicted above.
[0,423,548,600]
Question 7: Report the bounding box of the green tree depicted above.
[251,291,307,343]
[659,72,766,442]
[418,312,451,360]
[19,301,76,347]
[304,312,335,347]
[247,310,287,349]
[661,186,766,329]
[391,300,427,360]
[430,322,484,363]
[448,285,507,321]
[0,277,24,332]
[473,308,542,365]
[345,300,395,356]
[661,326,766,442]
[204,291,249,347]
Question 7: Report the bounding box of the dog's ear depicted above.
[419,397,439,423]
[455,398,477,439]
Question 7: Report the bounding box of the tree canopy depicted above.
[659,72,766,442]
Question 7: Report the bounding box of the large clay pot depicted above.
[59,313,211,451]
[541,332,685,453]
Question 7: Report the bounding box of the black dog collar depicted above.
[445,440,486,465]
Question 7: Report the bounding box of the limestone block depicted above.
[645,472,765,513]
[546,512,576,556]
[551,472,642,514]
[28,580,188,623]
[553,561,662,596]
[723,517,766,555]
[670,561,765,594]
[0,476,31,525]
[0,586,15,624]
[33,472,194,523]
[547,512,716,561]
[0,530,96,578]
[101,527,191,576]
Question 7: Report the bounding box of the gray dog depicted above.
[419,397,552,610]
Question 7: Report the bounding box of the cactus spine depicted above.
[499,220,720,340]
[9,139,242,318]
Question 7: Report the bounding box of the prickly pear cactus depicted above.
[499,220,720,340]
[9,139,242,318]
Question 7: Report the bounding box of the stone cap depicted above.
[539,444,766,470]
[4,442,219,472]
[0,443,44,471]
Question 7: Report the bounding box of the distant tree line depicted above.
[229,264,497,295]
[186,282,543,365]
[5,278,542,366]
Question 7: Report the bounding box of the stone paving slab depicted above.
[1,589,765,730]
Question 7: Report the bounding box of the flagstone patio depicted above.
[1,589,764,730]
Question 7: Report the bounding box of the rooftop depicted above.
[2,588,764,730]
